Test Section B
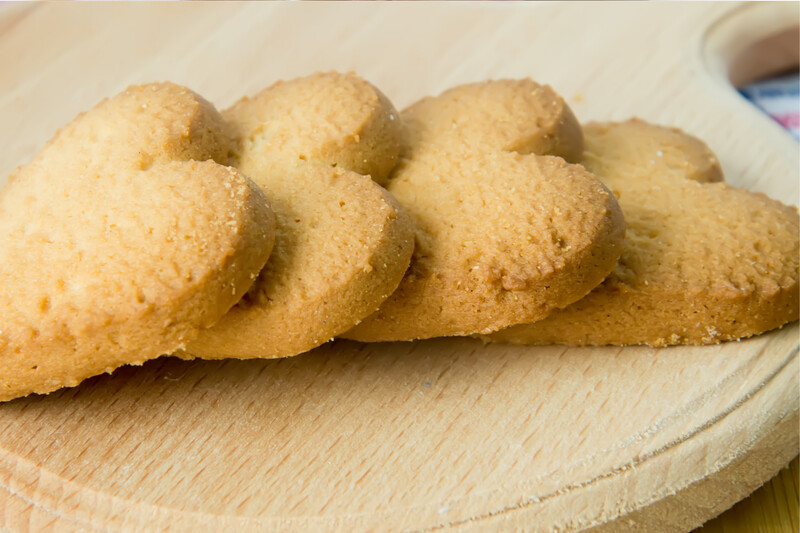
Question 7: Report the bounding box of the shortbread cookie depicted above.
[343,79,626,341]
[487,119,799,346]
[0,83,275,401]
[185,72,414,359]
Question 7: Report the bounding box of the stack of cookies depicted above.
[1,72,797,402]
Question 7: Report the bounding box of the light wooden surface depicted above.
[699,456,798,533]
[0,2,798,532]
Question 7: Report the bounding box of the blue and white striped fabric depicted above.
[740,72,800,141]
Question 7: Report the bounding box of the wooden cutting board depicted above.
[0,2,798,531]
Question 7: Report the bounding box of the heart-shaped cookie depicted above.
[488,119,799,346]
[0,83,275,401]
[344,79,626,341]
[185,72,414,359]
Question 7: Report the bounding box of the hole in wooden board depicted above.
[703,3,799,88]
[729,27,799,88]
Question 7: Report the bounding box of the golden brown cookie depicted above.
[0,83,275,401]
[185,72,414,359]
[487,119,799,346]
[343,79,625,341]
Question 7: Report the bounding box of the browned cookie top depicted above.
[488,119,799,346]
[0,83,275,401]
[186,72,414,359]
[344,79,625,341]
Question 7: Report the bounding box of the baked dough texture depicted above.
[487,119,799,346]
[185,72,414,359]
[0,83,275,401]
[344,79,626,341]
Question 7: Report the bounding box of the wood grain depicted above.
[698,456,799,533]
[0,2,798,531]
